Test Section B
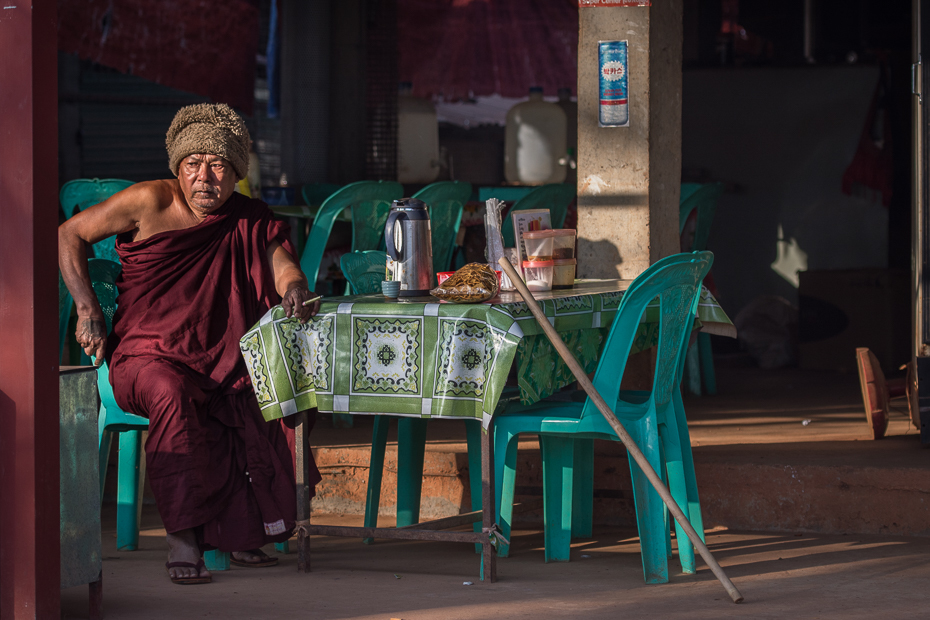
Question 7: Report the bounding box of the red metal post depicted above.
[0,1,61,618]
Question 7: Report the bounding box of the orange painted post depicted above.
[0,1,61,618]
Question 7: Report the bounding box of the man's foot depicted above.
[231,548,279,568]
[166,529,211,584]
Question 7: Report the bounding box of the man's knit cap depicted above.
[166,103,250,179]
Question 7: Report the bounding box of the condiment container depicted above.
[552,258,577,289]
[522,229,556,262]
[551,229,576,260]
[522,260,554,292]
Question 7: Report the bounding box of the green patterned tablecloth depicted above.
[240,281,733,427]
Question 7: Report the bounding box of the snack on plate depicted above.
[430,263,500,303]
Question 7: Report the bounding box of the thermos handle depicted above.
[385,211,407,262]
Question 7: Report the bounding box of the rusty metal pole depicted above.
[480,426,497,582]
[295,411,312,572]
[0,1,61,618]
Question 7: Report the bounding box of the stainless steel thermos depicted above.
[385,198,433,297]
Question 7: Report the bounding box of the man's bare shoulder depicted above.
[119,179,181,211]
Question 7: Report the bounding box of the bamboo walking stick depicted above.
[497,258,744,604]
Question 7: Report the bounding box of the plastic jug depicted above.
[397,82,440,184]
[504,87,567,185]
[556,88,577,185]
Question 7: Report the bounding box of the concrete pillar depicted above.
[576,2,683,279]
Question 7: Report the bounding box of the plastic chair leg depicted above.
[685,341,702,396]
[540,435,574,562]
[98,427,113,503]
[363,415,390,544]
[116,430,145,551]
[465,420,483,553]
[571,438,594,539]
[493,425,520,558]
[396,417,428,527]
[203,550,230,571]
[275,541,290,554]
[332,412,354,428]
[626,417,668,584]
[698,332,717,395]
[660,418,695,574]
[673,393,705,544]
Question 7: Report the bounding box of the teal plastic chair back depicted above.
[300,181,404,286]
[85,259,149,553]
[59,272,74,362]
[340,251,388,294]
[679,183,723,252]
[500,183,575,248]
[301,182,342,207]
[579,252,713,428]
[60,179,135,263]
[412,181,472,274]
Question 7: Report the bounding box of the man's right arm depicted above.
[58,182,159,364]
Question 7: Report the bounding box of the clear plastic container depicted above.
[522,260,554,292]
[522,230,556,262]
[552,258,576,289]
[551,229,576,260]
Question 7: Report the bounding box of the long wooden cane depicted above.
[497,258,744,604]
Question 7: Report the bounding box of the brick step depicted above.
[310,433,930,537]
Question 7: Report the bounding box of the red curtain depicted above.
[58,0,259,115]
[398,0,578,100]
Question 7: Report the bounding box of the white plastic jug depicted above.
[556,87,577,185]
[504,87,567,185]
[397,82,440,184]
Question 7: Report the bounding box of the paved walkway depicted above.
[72,365,929,619]
[63,508,930,619]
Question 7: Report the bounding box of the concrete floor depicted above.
[72,365,930,619]
[63,508,930,620]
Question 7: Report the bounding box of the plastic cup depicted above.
[551,229,576,260]
[522,230,556,262]
[522,260,554,292]
[552,258,576,289]
[382,280,401,298]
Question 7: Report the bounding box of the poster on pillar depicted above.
[598,41,630,128]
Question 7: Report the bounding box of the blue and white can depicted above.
[598,40,629,127]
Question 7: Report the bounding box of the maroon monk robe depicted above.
[106,191,322,552]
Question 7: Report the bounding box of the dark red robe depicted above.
[107,192,321,551]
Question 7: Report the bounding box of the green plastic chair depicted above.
[679,183,723,396]
[299,181,404,288]
[60,179,135,263]
[302,182,343,207]
[335,249,484,542]
[300,182,402,428]
[412,181,472,275]
[82,259,149,553]
[500,183,576,248]
[340,251,387,295]
[492,252,713,584]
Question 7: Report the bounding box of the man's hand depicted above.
[76,315,108,366]
[281,287,320,323]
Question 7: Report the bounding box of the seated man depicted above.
[59,103,322,585]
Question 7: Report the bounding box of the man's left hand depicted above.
[282,287,320,323]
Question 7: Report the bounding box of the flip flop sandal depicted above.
[166,559,212,585]
[230,550,279,568]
